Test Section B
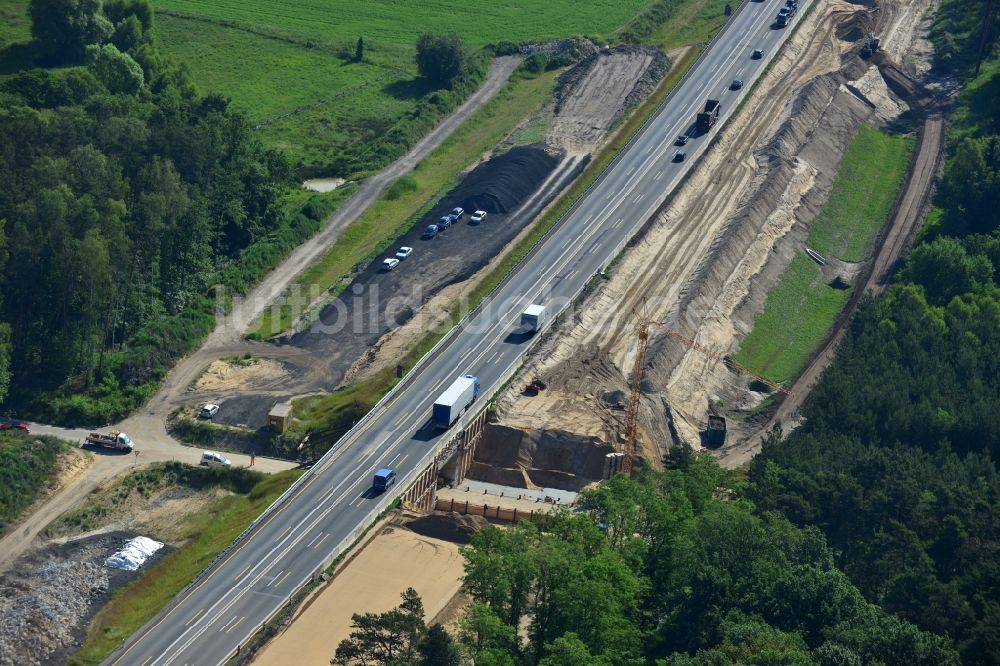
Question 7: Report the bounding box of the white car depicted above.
[470,210,487,224]
[450,206,465,219]
[200,451,231,467]
[395,246,413,259]
[199,404,220,419]
[382,257,400,271]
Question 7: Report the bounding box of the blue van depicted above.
[373,468,396,493]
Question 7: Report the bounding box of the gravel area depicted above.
[0,531,170,666]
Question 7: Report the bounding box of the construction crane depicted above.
[622,318,649,475]
[621,315,788,475]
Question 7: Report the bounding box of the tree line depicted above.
[0,0,327,423]
[333,460,959,666]
[0,0,493,424]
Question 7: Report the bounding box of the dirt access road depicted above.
[716,115,945,469]
[0,58,521,575]
[0,424,292,574]
[147,55,522,419]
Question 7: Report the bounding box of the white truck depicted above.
[520,304,548,335]
[432,374,480,429]
[85,430,134,452]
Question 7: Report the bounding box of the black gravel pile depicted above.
[455,145,560,215]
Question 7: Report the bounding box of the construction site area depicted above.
[479,0,946,487]
[0,0,952,660]
[235,0,949,660]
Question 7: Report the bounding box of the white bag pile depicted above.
[106,536,164,571]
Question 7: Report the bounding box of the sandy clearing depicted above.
[666,158,818,442]
[495,0,856,437]
[253,524,465,666]
[547,49,660,152]
[193,357,289,393]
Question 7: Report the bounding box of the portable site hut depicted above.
[268,402,293,433]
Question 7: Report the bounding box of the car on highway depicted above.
[200,451,231,467]
[470,210,487,224]
[382,257,400,271]
[395,246,413,260]
[373,468,396,493]
[673,150,686,162]
[450,207,465,220]
[730,78,744,90]
[752,48,763,59]
[778,6,790,17]
[422,224,439,239]
[675,135,688,146]
[0,421,29,433]
[199,404,220,419]
[438,216,452,229]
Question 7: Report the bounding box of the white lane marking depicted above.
[151,10,808,663]
[217,616,238,632]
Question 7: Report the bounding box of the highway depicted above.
[110,1,807,663]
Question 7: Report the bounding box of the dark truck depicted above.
[706,415,727,447]
[696,99,721,133]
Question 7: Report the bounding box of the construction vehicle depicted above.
[621,310,787,475]
[696,99,721,133]
[523,377,548,397]
[706,415,727,446]
[433,374,480,428]
[860,33,881,58]
[85,430,134,452]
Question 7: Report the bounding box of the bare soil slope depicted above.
[486,0,940,481]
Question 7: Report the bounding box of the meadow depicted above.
[807,125,914,262]
[155,0,652,173]
[154,0,650,46]
[736,127,915,384]
[734,254,852,385]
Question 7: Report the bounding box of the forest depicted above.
[328,0,1000,663]
[0,0,348,423]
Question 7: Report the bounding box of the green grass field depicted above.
[807,126,914,263]
[736,127,914,385]
[155,0,649,46]
[734,254,852,385]
[650,0,732,51]
[68,469,301,666]
[153,0,652,172]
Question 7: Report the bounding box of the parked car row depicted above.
[387,205,490,269]
[0,421,29,433]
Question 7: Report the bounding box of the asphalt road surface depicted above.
[110,2,808,663]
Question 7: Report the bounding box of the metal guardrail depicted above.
[229,0,762,549]
[113,2,819,662]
